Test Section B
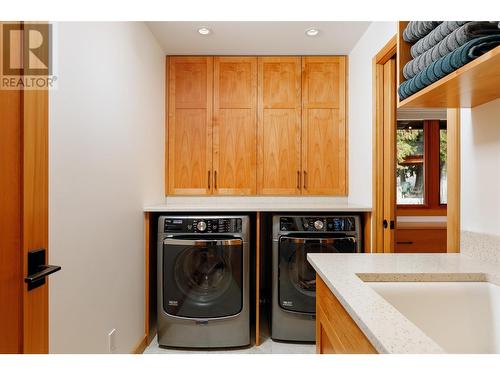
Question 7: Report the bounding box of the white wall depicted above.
[49,22,164,353]
[348,22,397,206]
[461,99,500,236]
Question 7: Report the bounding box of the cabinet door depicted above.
[302,56,347,195]
[257,57,302,195]
[167,57,213,195]
[213,57,257,195]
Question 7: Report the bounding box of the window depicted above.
[397,121,425,205]
[440,124,447,205]
[396,119,447,209]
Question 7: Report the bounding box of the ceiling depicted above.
[146,22,371,55]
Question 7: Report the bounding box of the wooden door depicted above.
[257,57,302,195]
[0,22,51,353]
[382,58,397,252]
[0,84,24,354]
[167,56,213,195]
[213,57,257,195]
[302,57,347,195]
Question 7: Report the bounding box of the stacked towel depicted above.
[398,35,500,100]
[403,21,442,43]
[410,21,468,57]
[403,22,500,79]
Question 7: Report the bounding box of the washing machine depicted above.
[157,215,250,348]
[271,215,362,342]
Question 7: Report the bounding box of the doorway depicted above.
[372,35,461,254]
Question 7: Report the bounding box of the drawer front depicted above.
[395,228,446,253]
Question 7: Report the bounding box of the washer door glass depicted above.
[163,236,243,319]
[175,245,232,303]
[279,234,357,314]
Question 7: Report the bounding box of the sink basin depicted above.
[367,281,500,354]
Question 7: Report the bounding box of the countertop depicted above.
[307,253,500,354]
[397,215,447,229]
[144,197,372,212]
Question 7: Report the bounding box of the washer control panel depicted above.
[279,216,357,232]
[164,218,242,233]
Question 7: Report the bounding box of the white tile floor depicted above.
[144,332,315,354]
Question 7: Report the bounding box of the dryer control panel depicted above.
[163,218,242,233]
[279,216,357,232]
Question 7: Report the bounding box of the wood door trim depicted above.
[382,59,397,253]
[373,36,397,253]
[447,109,461,252]
[376,35,398,66]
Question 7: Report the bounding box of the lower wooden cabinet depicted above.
[316,275,377,354]
[395,228,447,253]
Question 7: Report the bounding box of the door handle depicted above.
[383,219,388,229]
[25,248,61,291]
[303,171,307,189]
[208,170,211,189]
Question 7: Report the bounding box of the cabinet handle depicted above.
[214,171,217,190]
[208,171,211,189]
[397,241,414,245]
[297,171,300,189]
[303,171,307,189]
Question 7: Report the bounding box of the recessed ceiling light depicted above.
[197,27,212,36]
[305,28,320,37]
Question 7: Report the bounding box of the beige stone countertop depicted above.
[307,253,500,354]
[144,197,372,212]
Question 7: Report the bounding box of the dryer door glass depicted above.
[163,237,243,319]
[278,235,357,314]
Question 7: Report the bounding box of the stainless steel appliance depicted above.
[157,215,250,348]
[271,215,362,342]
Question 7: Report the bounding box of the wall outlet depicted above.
[108,329,117,353]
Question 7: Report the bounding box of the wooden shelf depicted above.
[397,21,500,109]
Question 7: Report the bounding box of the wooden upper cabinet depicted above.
[302,56,347,195]
[213,57,257,195]
[167,57,213,195]
[165,55,348,197]
[257,57,302,195]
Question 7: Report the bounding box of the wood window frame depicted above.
[396,119,447,215]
